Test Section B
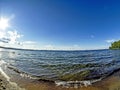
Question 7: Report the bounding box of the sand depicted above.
[1,66,120,90]
[0,67,25,90]
[0,73,25,90]
[18,70,120,90]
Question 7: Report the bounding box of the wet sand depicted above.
[0,68,25,90]
[3,67,120,90]
[22,73,120,90]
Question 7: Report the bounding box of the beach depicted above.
[3,65,120,90]
[0,65,120,90]
[16,70,120,90]
[0,68,25,90]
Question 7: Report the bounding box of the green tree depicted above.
[109,40,120,49]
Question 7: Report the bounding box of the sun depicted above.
[0,17,9,30]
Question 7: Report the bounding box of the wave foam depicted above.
[0,60,10,81]
[0,67,10,81]
[7,66,39,80]
[0,60,7,66]
[55,78,101,88]
[0,61,25,90]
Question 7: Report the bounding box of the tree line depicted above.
[109,40,120,49]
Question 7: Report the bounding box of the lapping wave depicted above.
[6,59,120,87]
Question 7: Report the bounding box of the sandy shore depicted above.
[0,75,24,90]
[2,66,120,90]
[0,67,25,90]
[8,71,120,90]
[17,70,120,90]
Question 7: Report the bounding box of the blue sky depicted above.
[0,0,120,50]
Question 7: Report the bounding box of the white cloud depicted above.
[44,45,54,50]
[41,44,83,50]
[106,39,115,43]
[22,44,36,49]
[0,31,6,39]
[0,17,9,30]
[0,30,23,44]
[20,41,38,50]
[73,44,79,47]
[23,41,36,44]
[7,30,23,44]
[0,15,23,46]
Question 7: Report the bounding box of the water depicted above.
[0,48,120,86]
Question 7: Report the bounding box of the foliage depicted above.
[109,40,120,49]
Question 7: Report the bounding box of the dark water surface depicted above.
[0,48,120,86]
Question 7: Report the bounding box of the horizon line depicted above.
[0,46,108,51]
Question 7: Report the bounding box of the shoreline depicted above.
[0,67,25,90]
[1,62,120,90]
[1,67,120,90]
[5,67,120,90]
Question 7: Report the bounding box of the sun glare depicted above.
[0,17,9,30]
